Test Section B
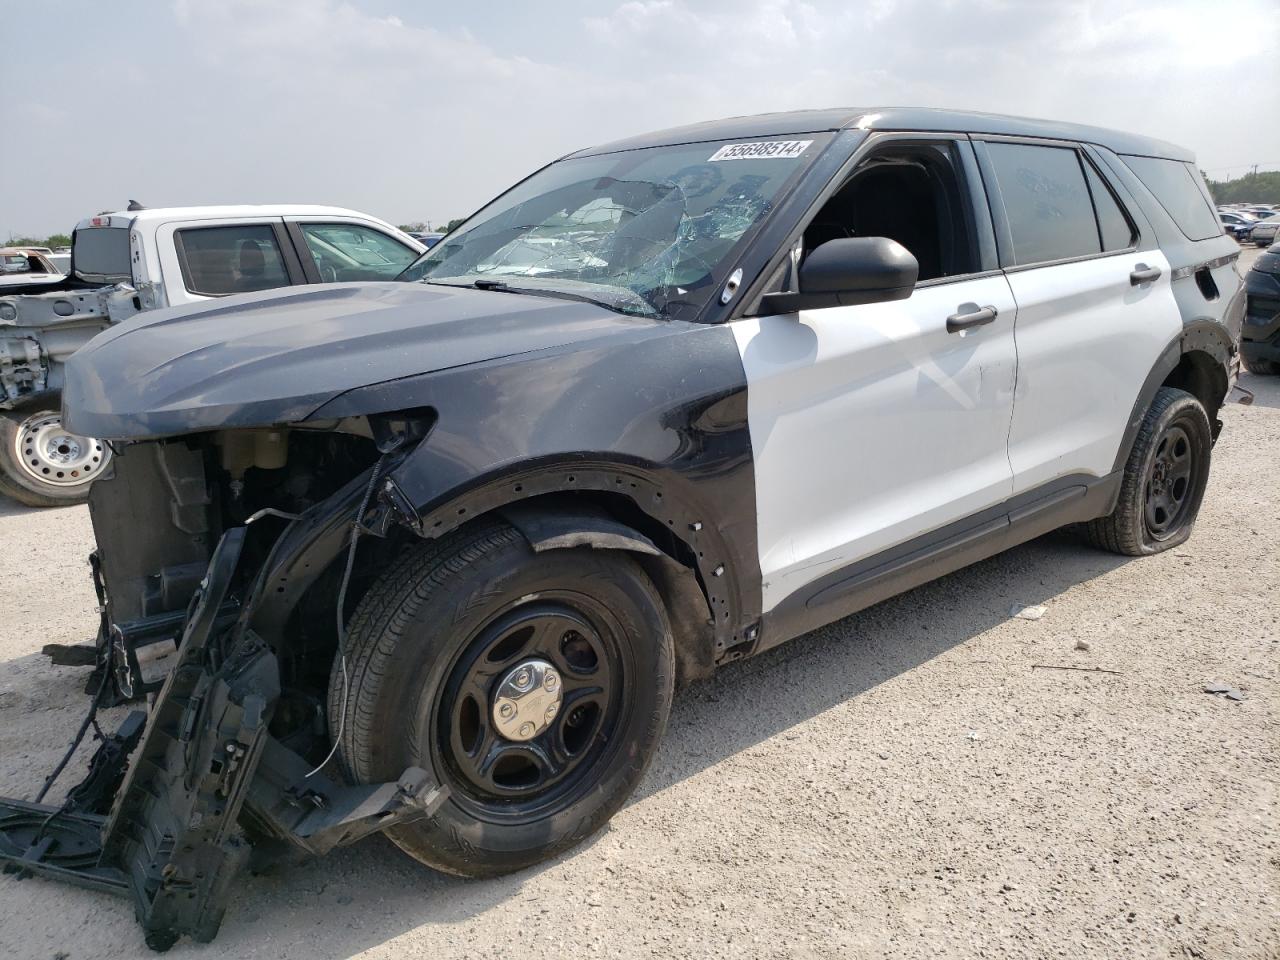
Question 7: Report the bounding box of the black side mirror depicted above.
[760,237,919,315]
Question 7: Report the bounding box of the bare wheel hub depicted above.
[14,411,108,488]
[492,658,562,742]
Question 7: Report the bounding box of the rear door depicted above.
[156,218,305,305]
[973,138,1183,494]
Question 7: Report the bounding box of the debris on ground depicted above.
[1011,604,1047,620]
[1204,683,1245,702]
[1075,638,1091,652]
[1031,664,1123,676]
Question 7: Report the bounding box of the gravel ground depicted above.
[1,251,1276,959]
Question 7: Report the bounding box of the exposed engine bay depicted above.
[0,414,449,951]
[90,420,386,704]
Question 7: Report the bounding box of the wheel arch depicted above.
[391,458,747,683]
[255,459,742,689]
[494,494,719,685]
[1112,323,1233,473]
[1162,320,1233,431]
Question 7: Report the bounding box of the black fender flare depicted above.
[1111,322,1234,474]
[1179,318,1235,368]
[383,457,756,667]
[499,498,717,684]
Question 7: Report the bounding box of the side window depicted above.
[297,223,418,281]
[1120,156,1221,242]
[799,141,980,283]
[1082,161,1136,252]
[985,142,1099,265]
[176,224,289,296]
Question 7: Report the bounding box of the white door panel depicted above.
[1005,251,1181,493]
[733,275,1018,612]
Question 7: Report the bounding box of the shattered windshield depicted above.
[399,135,830,320]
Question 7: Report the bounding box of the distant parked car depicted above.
[1246,212,1280,247]
[1218,210,1256,241]
[0,248,63,287]
[1242,241,1280,374]
[408,230,445,248]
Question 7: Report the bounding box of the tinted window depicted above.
[1082,161,1135,251]
[72,226,132,281]
[1122,156,1221,241]
[986,142,1099,265]
[176,224,289,296]
[298,223,417,281]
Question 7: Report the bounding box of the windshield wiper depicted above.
[423,277,655,317]
[481,282,653,316]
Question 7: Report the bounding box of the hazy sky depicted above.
[3,0,1277,237]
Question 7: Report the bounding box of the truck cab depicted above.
[0,206,423,506]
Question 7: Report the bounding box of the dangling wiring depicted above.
[304,452,391,779]
[35,665,110,804]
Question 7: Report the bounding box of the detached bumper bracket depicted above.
[0,524,451,951]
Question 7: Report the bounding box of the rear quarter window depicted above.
[1121,156,1221,242]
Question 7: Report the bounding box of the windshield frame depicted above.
[399,132,838,323]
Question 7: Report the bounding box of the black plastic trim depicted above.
[759,472,1123,650]
[282,220,322,284]
[1110,337,1182,474]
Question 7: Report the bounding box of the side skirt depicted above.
[758,472,1122,650]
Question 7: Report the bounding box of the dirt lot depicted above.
[1,249,1276,959]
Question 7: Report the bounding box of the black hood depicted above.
[63,281,660,439]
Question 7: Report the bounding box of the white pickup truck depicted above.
[0,205,424,506]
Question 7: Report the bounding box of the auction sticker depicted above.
[707,139,813,162]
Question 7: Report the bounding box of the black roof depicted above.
[572,107,1193,162]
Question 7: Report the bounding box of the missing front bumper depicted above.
[0,526,447,951]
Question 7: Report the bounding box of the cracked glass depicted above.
[399,135,831,321]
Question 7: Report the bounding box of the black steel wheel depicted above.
[434,598,623,819]
[1086,386,1212,556]
[330,520,673,877]
[1142,423,1196,540]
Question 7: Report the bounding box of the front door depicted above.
[731,137,1018,614]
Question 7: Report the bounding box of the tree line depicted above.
[1207,170,1280,205]
[3,232,71,250]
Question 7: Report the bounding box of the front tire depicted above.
[1086,386,1211,556]
[330,521,674,878]
[0,407,109,507]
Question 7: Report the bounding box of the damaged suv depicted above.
[1,108,1243,949]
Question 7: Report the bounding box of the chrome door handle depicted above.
[946,303,998,333]
[1130,263,1162,285]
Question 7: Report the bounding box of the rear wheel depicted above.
[330,521,674,877]
[0,407,109,507]
[1086,386,1211,556]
